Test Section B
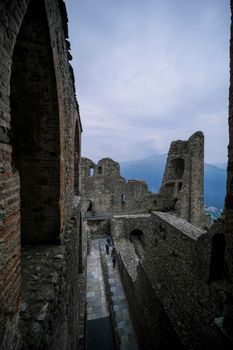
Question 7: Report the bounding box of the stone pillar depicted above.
[188,131,204,227]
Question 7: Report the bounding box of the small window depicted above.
[178,182,182,192]
[89,167,94,176]
[98,166,102,175]
[122,194,126,203]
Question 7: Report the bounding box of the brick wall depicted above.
[0,0,83,348]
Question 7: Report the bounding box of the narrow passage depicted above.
[86,238,138,350]
[86,239,115,350]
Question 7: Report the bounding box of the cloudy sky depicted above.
[66,0,230,164]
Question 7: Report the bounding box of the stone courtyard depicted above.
[1,0,233,349]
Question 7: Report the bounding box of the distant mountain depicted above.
[204,163,226,209]
[121,154,166,193]
[120,155,227,209]
[212,163,227,170]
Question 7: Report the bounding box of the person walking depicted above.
[105,241,110,254]
[111,246,117,267]
[107,235,112,246]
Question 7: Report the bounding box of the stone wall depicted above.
[157,131,209,228]
[0,0,84,348]
[117,252,184,350]
[19,200,82,350]
[86,219,111,238]
[81,157,158,215]
[111,213,230,349]
[81,132,208,229]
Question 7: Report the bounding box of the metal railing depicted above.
[84,211,112,220]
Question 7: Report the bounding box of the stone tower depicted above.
[158,131,207,227]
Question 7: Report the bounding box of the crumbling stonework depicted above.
[82,132,209,229]
[0,1,84,349]
[81,157,157,215]
[157,131,209,228]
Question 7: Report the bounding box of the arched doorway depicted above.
[10,0,60,244]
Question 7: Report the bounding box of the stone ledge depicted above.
[112,213,151,219]
[152,211,206,240]
[20,244,64,347]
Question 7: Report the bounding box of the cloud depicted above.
[66,0,230,163]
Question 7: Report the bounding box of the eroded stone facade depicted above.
[81,132,209,229]
[81,157,157,215]
[156,131,209,228]
[0,1,84,349]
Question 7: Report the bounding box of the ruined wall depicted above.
[81,132,208,228]
[81,157,157,215]
[118,255,183,350]
[157,131,208,228]
[111,213,230,349]
[223,0,233,338]
[86,219,111,238]
[0,0,84,348]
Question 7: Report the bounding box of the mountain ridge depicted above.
[120,154,226,209]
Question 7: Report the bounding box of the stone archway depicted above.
[10,0,60,244]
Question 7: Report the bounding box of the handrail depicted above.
[84,211,112,220]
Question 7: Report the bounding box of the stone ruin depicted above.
[81,157,157,216]
[81,131,209,229]
[157,131,209,227]
[1,0,233,349]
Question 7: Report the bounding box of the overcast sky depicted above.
[66,0,230,164]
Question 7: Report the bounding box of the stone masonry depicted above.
[111,212,231,349]
[157,131,209,228]
[82,132,209,229]
[81,157,157,215]
[0,1,84,349]
[1,1,233,350]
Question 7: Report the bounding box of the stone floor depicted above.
[86,238,138,350]
[86,239,109,321]
[86,239,115,350]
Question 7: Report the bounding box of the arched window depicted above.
[87,200,93,212]
[10,0,60,244]
[168,158,185,180]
